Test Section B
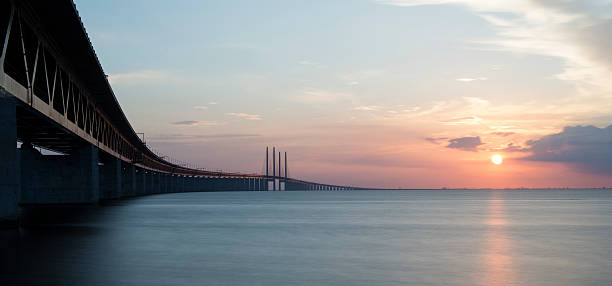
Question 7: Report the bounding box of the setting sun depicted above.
[491,154,503,165]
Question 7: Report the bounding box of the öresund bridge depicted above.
[0,0,358,222]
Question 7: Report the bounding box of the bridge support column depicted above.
[170,175,175,193]
[121,163,136,197]
[179,175,185,192]
[173,175,179,193]
[100,155,121,200]
[155,173,161,194]
[20,144,99,204]
[163,173,168,193]
[190,176,195,192]
[0,95,18,221]
[193,176,201,192]
[208,177,216,192]
[147,172,154,194]
[193,176,199,192]
[166,174,171,193]
[136,168,146,195]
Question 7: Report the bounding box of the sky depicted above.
[73,0,612,188]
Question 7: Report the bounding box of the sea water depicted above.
[1,189,611,285]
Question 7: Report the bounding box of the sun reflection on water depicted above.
[481,191,517,286]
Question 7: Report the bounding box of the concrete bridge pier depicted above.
[241,178,248,191]
[195,176,203,192]
[121,163,136,198]
[163,173,169,193]
[158,173,164,193]
[164,175,169,193]
[213,177,222,191]
[99,154,122,200]
[173,175,179,193]
[187,176,195,192]
[147,172,154,194]
[205,177,213,191]
[167,174,173,192]
[20,143,100,204]
[198,176,203,192]
[148,172,155,194]
[159,173,165,193]
[197,177,205,192]
[181,176,187,192]
[136,168,146,196]
[154,173,161,194]
[0,95,18,221]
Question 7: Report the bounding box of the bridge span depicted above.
[0,0,358,222]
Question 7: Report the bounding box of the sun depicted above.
[491,154,503,165]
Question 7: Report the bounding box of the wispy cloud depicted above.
[501,142,529,153]
[443,115,483,125]
[490,132,516,137]
[171,120,220,126]
[425,137,449,145]
[148,133,260,141]
[353,105,381,111]
[456,77,487,82]
[341,69,386,86]
[298,60,327,69]
[294,89,352,104]
[108,70,182,85]
[193,106,208,110]
[377,0,612,97]
[226,112,262,121]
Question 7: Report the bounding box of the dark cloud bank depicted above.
[428,125,612,173]
[446,136,484,151]
[523,125,612,174]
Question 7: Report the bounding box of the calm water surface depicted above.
[1,189,612,286]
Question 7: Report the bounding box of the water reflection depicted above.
[481,191,517,286]
[0,205,115,286]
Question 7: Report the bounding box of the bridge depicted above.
[0,0,359,222]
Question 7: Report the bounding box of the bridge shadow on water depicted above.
[0,204,126,286]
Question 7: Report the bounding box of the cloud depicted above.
[376,0,612,97]
[502,142,529,152]
[226,112,262,121]
[193,106,208,110]
[446,136,484,151]
[425,137,449,144]
[456,77,487,82]
[522,125,612,173]
[294,89,352,103]
[171,120,219,126]
[353,105,380,111]
[148,133,260,141]
[443,115,483,125]
[208,102,217,105]
[490,132,515,137]
[298,60,327,69]
[107,70,181,85]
